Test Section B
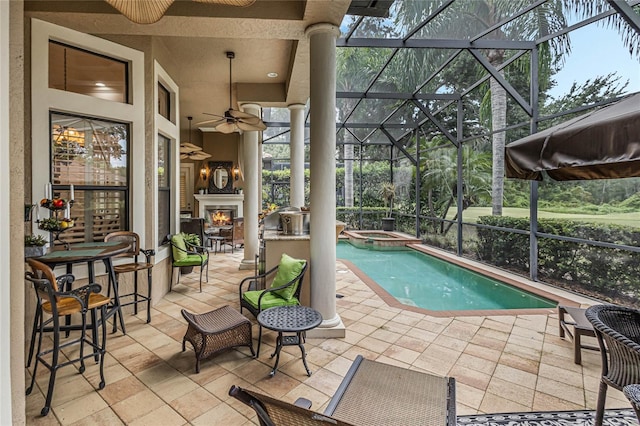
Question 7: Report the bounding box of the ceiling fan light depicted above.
[193,0,256,6]
[105,0,174,24]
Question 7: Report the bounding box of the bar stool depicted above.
[104,231,155,323]
[25,259,110,416]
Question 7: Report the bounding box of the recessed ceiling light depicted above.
[267,72,278,78]
[95,82,106,87]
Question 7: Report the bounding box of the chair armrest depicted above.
[185,241,208,255]
[239,264,279,292]
[294,398,312,410]
[56,274,76,292]
[141,248,155,263]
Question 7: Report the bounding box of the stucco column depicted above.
[305,23,343,333]
[289,103,305,208]
[240,103,261,270]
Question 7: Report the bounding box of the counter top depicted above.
[263,230,310,241]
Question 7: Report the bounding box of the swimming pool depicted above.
[336,241,557,312]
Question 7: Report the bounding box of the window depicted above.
[158,83,170,119]
[50,112,129,244]
[158,134,171,241]
[48,41,128,103]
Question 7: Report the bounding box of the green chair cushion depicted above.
[171,234,188,261]
[270,254,306,300]
[242,290,300,310]
[173,254,206,266]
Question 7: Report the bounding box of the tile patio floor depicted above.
[24,248,631,425]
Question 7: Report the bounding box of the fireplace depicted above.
[194,194,244,220]
[209,209,233,226]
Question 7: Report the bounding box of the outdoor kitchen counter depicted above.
[262,230,310,241]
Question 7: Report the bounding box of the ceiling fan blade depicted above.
[216,122,237,134]
[236,115,262,126]
[202,112,226,119]
[105,0,174,24]
[193,0,256,7]
[189,151,212,160]
[180,142,202,153]
[196,118,225,126]
[237,120,267,132]
[228,109,261,121]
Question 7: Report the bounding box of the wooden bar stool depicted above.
[25,259,110,416]
[105,231,155,323]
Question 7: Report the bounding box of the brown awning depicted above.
[505,93,640,181]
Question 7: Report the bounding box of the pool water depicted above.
[337,242,557,311]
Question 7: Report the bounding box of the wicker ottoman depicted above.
[181,305,255,373]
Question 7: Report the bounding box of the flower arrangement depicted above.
[24,234,48,247]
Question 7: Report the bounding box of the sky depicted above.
[549,24,640,99]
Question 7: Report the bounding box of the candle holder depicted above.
[37,198,75,250]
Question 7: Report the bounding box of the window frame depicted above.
[32,19,146,262]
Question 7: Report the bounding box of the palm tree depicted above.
[337,44,393,208]
[393,0,639,216]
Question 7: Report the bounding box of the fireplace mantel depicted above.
[194,194,244,219]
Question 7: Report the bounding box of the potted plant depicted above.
[24,234,48,258]
[197,186,206,195]
[380,182,396,231]
[179,232,201,274]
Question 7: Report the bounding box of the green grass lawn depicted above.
[455,207,640,228]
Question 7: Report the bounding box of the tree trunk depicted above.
[490,73,506,216]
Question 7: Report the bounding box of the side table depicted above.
[257,305,322,377]
[558,305,598,364]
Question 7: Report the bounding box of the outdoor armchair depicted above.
[239,253,307,355]
[586,304,640,426]
[166,233,209,292]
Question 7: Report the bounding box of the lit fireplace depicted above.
[210,209,233,226]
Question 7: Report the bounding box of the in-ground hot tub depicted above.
[341,230,421,249]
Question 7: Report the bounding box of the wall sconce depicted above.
[200,166,208,181]
[233,165,240,181]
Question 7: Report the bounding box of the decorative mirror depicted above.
[207,161,233,193]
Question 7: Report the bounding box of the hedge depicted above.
[476,216,640,306]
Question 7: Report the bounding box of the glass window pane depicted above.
[158,83,170,119]
[49,112,129,244]
[48,189,126,245]
[49,41,128,103]
[51,112,129,187]
[158,134,171,242]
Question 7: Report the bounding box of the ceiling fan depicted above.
[105,0,256,25]
[180,116,211,160]
[197,51,267,134]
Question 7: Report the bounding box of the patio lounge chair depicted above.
[585,304,640,426]
[230,354,456,426]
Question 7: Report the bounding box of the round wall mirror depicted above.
[207,161,233,193]
[213,166,228,189]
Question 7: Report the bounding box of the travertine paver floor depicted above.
[24,248,631,425]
